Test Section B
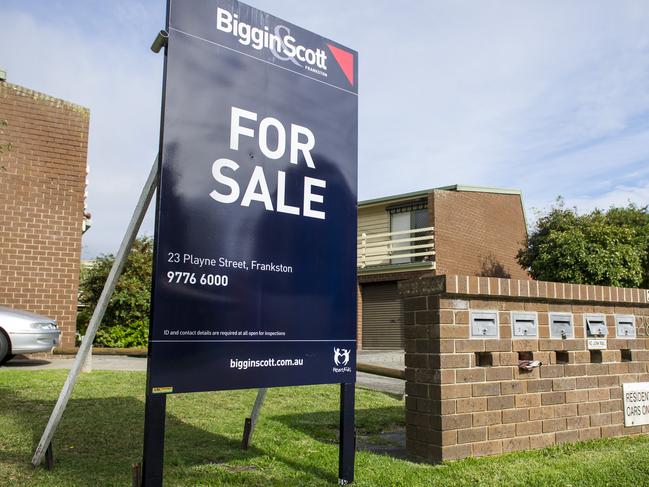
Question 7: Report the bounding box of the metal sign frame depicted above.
[142,0,358,484]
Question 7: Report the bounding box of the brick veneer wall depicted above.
[400,274,649,461]
[431,190,529,280]
[0,81,89,348]
[357,188,529,349]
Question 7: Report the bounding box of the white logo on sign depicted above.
[270,25,302,67]
[334,348,350,366]
[215,8,327,71]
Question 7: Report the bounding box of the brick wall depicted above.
[357,188,529,349]
[400,274,649,461]
[431,190,529,280]
[0,81,89,348]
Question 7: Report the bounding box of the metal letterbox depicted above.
[585,314,608,337]
[470,311,499,338]
[549,312,574,339]
[615,314,636,338]
[512,312,538,338]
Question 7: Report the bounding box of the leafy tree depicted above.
[517,201,646,287]
[604,203,649,287]
[77,236,153,347]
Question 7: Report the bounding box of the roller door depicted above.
[361,282,404,349]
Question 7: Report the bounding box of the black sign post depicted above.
[142,394,166,485]
[339,382,356,482]
[142,0,358,484]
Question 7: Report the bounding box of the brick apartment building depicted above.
[0,75,89,349]
[357,185,529,349]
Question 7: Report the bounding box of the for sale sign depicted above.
[147,0,358,393]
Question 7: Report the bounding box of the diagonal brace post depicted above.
[31,156,160,467]
[241,388,267,449]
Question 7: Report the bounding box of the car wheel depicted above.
[0,331,10,364]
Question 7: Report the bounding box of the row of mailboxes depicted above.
[469,311,637,339]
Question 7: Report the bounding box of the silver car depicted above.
[0,306,61,364]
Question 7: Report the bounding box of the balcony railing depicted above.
[357,226,435,269]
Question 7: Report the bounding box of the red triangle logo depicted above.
[327,44,354,86]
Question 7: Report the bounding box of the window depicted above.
[388,200,429,264]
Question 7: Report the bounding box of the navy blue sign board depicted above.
[142,0,357,484]
[148,0,357,393]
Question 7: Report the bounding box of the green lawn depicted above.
[1,370,649,486]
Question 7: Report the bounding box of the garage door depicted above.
[361,282,403,349]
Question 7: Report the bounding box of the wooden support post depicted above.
[44,442,54,470]
[132,463,143,487]
[31,157,160,468]
[81,340,92,373]
[242,388,267,449]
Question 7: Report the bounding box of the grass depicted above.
[1,370,649,486]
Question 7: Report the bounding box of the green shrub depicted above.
[518,202,647,287]
[94,320,149,348]
[77,236,153,348]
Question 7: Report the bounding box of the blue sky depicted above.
[1,0,649,257]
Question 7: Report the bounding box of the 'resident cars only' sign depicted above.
[147,0,358,394]
[622,382,649,427]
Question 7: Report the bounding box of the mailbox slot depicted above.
[549,312,574,339]
[511,312,538,338]
[615,314,636,338]
[470,311,499,338]
[585,314,608,337]
[590,350,603,363]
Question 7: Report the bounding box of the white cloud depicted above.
[0,8,164,257]
[2,1,649,256]
[564,181,649,214]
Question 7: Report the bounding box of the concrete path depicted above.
[3,355,147,371]
[2,350,405,396]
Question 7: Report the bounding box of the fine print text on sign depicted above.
[622,382,649,427]
[147,0,358,394]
